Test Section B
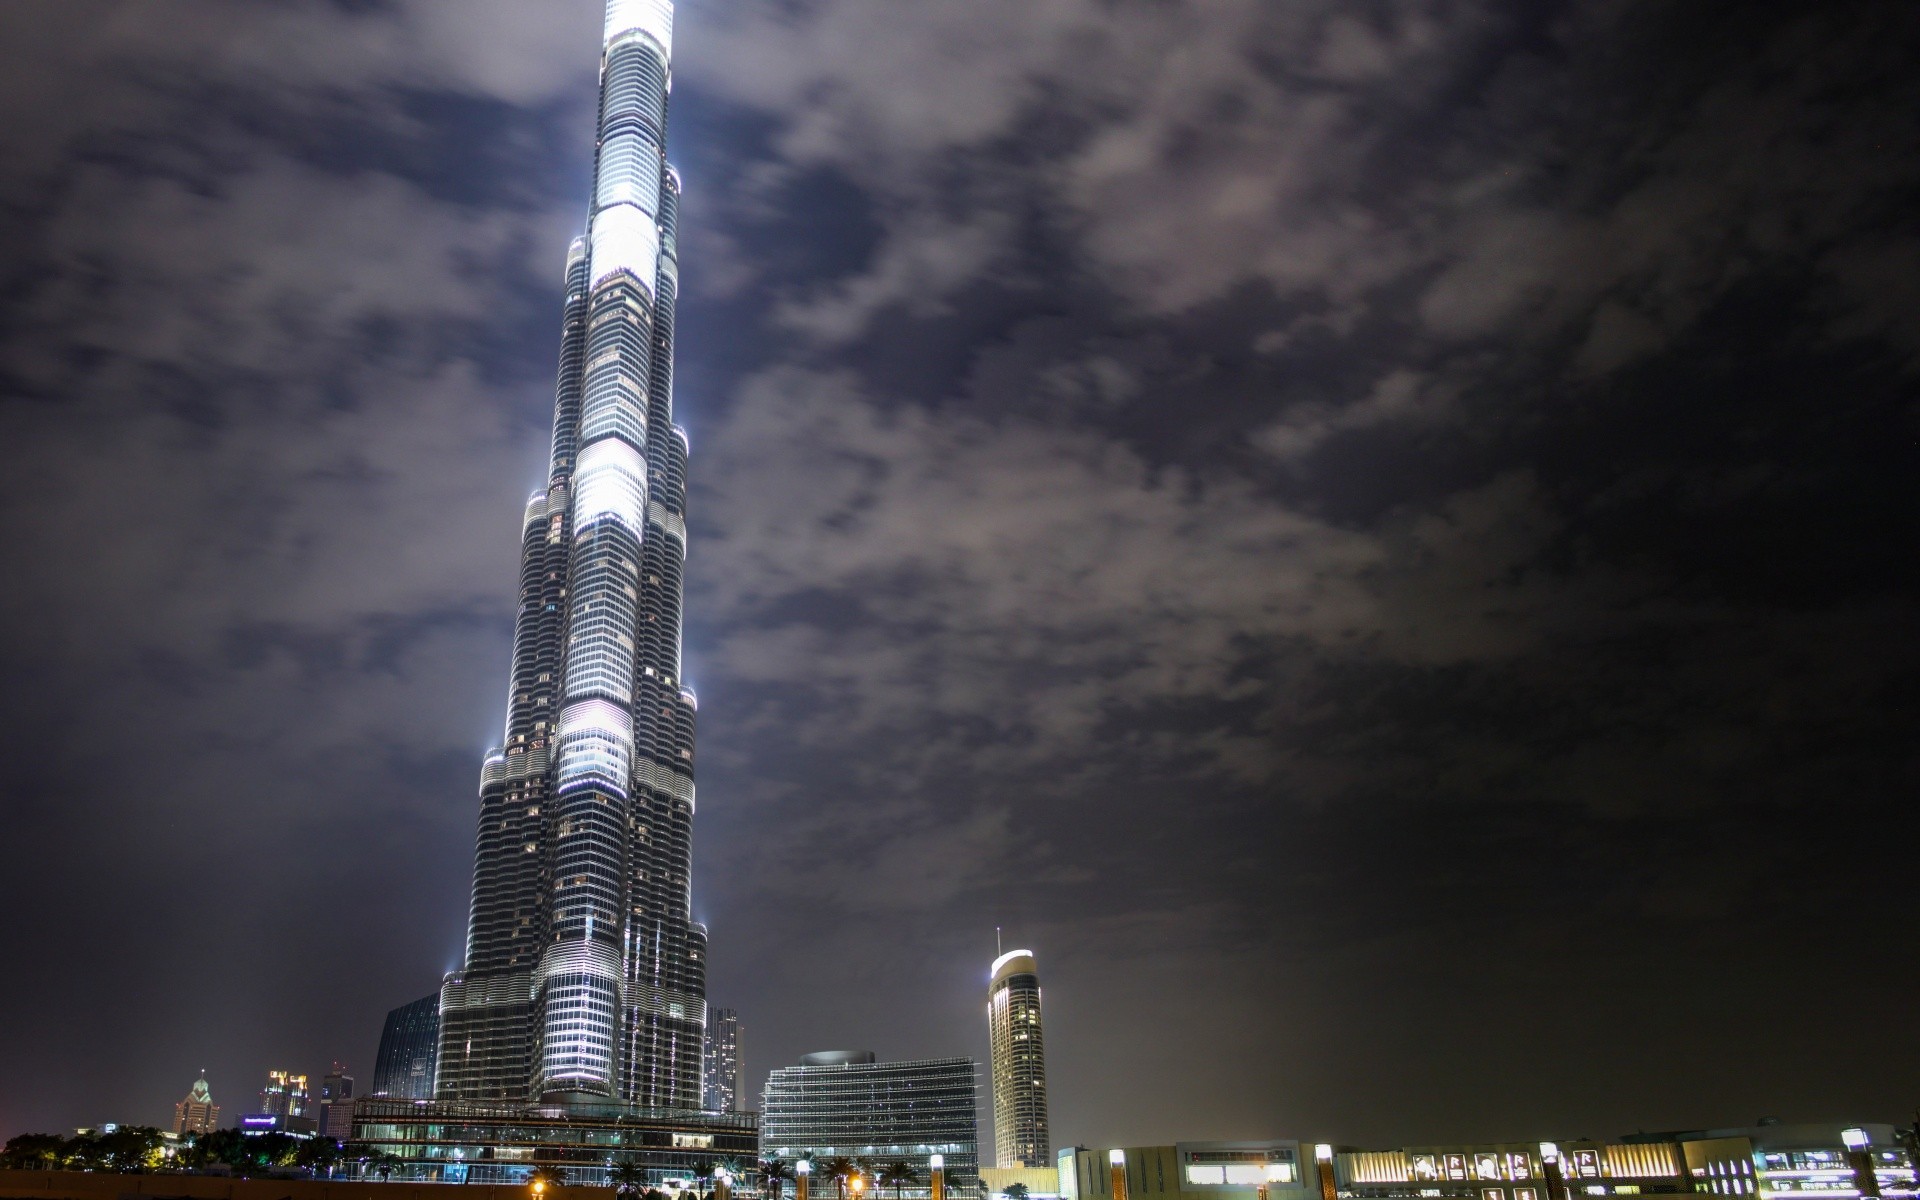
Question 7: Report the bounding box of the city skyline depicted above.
[0,0,1917,1152]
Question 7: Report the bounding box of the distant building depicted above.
[982,1168,1062,1199]
[173,1076,220,1136]
[316,1063,355,1140]
[704,1006,742,1112]
[260,1069,310,1118]
[760,1051,980,1194]
[988,949,1051,1169]
[1064,1124,1918,1200]
[372,994,439,1099]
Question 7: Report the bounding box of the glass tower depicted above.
[703,1005,742,1112]
[988,950,1052,1168]
[437,0,706,1111]
[373,994,440,1099]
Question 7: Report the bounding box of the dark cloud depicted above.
[1,0,1916,1154]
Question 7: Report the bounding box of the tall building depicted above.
[260,1070,310,1118]
[317,1063,355,1139]
[703,1006,742,1112]
[435,0,707,1110]
[989,950,1051,1168]
[760,1052,981,1193]
[372,994,440,1099]
[173,1075,219,1136]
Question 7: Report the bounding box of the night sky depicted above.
[0,0,1916,1152]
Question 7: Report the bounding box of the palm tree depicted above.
[529,1165,569,1190]
[611,1161,647,1197]
[818,1157,859,1200]
[369,1152,402,1182]
[877,1162,915,1200]
[1004,1185,1031,1200]
[762,1159,795,1200]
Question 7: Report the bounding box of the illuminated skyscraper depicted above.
[989,950,1052,1168]
[260,1070,310,1119]
[173,1075,219,1136]
[436,0,706,1110]
[703,1006,741,1112]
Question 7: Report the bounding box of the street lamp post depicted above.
[1111,1151,1128,1200]
[932,1155,946,1200]
[799,1161,812,1200]
[1315,1146,1337,1200]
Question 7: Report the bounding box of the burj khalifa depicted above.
[435,0,705,1112]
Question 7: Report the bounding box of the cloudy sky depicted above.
[1,0,1916,1149]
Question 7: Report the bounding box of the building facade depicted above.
[373,994,440,1099]
[435,0,707,1111]
[1062,1125,1917,1200]
[988,950,1051,1169]
[172,1076,219,1136]
[351,1098,758,1186]
[761,1052,981,1194]
[704,1006,742,1113]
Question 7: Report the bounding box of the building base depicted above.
[348,1099,758,1189]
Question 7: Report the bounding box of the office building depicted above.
[315,1064,355,1140]
[173,1075,220,1136]
[259,1070,310,1119]
[434,0,708,1111]
[372,994,440,1099]
[988,949,1051,1169]
[761,1052,980,1193]
[704,1006,742,1113]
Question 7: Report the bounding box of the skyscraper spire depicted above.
[436,0,703,1110]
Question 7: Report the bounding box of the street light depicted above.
[932,1155,947,1200]
[1111,1151,1129,1200]
[798,1161,812,1200]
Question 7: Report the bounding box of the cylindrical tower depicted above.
[988,949,1052,1167]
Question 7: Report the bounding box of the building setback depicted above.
[988,950,1051,1169]
[371,994,440,1099]
[761,1052,982,1195]
[434,0,706,1110]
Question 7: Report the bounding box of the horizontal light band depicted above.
[606,0,672,56]
[590,202,661,293]
[557,698,632,743]
[574,437,648,531]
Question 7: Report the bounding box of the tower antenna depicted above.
[996,926,1002,956]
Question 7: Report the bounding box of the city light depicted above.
[1841,1130,1870,1150]
[1316,1147,1334,1164]
[1111,1151,1126,1166]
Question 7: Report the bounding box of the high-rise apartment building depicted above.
[173,1075,219,1136]
[373,994,440,1099]
[761,1052,981,1192]
[703,1006,742,1112]
[435,0,706,1111]
[260,1070,310,1119]
[989,950,1052,1168]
